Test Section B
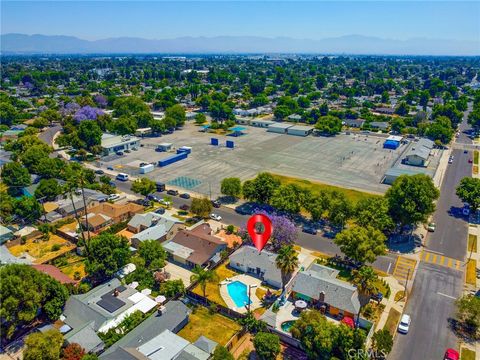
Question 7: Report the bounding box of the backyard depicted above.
[191,262,238,306]
[177,306,242,345]
[56,253,87,280]
[8,235,76,264]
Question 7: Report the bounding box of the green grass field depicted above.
[272,174,381,204]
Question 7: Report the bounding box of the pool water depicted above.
[227,281,252,308]
[281,320,296,332]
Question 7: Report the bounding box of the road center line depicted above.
[437,292,456,300]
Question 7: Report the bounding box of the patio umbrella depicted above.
[294,300,308,309]
[141,288,152,296]
[155,295,166,304]
[129,281,139,289]
[342,316,355,328]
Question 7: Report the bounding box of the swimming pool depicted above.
[281,320,296,332]
[227,281,252,308]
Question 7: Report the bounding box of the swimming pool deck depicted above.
[219,274,263,314]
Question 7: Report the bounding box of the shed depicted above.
[267,122,294,134]
[250,119,275,128]
[383,167,431,185]
[287,125,314,137]
[156,143,173,152]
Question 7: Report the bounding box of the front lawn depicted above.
[468,234,477,253]
[191,262,238,306]
[384,308,401,335]
[465,259,477,285]
[461,348,475,360]
[178,306,241,345]
[57,254,87,280]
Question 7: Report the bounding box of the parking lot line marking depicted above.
[437,292,456,300]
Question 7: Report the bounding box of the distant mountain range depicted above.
[1,33,479,56]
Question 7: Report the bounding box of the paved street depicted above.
[389,262,463,360]
[425,111,473,260]
[38,124,61,146]
[111,176,397,274]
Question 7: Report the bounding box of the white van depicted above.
[116,173,129,181]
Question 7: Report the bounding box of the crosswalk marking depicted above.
[421,250,462,270]
[393,256,417,281]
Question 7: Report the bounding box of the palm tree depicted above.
[190,265,218,299]
[352,265,380,323]
[275,245,299,291]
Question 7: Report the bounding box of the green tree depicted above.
[334,225,387,264]
[385,174,439,229]
[131,177,156,197]
[275,245,299,290]
[394,101,409,116]
[85,233,131,283]
[456,177,480,212]
[328,193,353,229]
[109,115,138,135]
[77,120,102,150]
[315,115,342,136]
[19,144,52,173]
[190,197,213,218]
[355,197,394,232]
[305,191,330,222]
[212,345,234,360]
[253,332,281,360]
[0,102,18,126]
[190,265,218,298]
[23,329,63,360]
[113,96,150,118]
[274,105,291,120]
[455,295,480,338]
[270,184,305,213]
[1,161,31,196]
[371,329,393,359]
[220,177,242,199]
[316,74,327,89]
[160,279,185,298]
[165,104,186,127]
[13,196,43,223]
[35,178,61,201]
[425,116,454,145]
[138,240,167,270]
[195,113,207,124]
[352,266,380,303]
[242,172,280,204]
[0,265,69,340]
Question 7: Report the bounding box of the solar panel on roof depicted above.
[97,294,126,313]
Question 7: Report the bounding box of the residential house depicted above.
[127,213,184,248]
[369,122,389,131]
[46,189,109,222]
[62,278,157,353]
[374,107,395,115]
[81,202,144,233]
[229,246,283,289]
[343,119,365,128]
[163,223,227,268]
[0,225,14,244]
[100,301,191,359]
[290,263,361,320]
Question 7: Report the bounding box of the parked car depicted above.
[448,158,453,164]
[210,213,222,221]
[116,173,129,181]
[370,292,383,302]
[444,349,459,360]
[116,151,124,156]
[124,149,131,153]
[302,225,317,235]
[155,207,166,215]
[427,222,436,232]
[468,158,473,163]
[211,199,221,208]
[135,198,151,206]
[167,189,179,196]
[109,181,116,188]
[464,150,468,154]
[180,193,190,199]
[398,314,411,334]
[108,194,120,202]
[147,194,161,202]
[160,198,171,206]
[180,204,189,211]
[95,169,104,175]
[107,166,114,171]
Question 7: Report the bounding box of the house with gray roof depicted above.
[229,246,283,289]
[62,278,157,353]
[290,263,361,319]
[128,213,183,248]
[100,301,191,359]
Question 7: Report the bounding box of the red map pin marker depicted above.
[247,214,272,252]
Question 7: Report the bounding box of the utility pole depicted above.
[404,268,411,300]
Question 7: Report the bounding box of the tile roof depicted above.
[32,264,77,284]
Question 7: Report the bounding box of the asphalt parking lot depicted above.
[98,124,405,198]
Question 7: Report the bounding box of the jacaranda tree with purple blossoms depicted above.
[239,211,297,252]
[93,94,108,108]
[73,106,104,122]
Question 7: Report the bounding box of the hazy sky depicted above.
[2,1,479,42]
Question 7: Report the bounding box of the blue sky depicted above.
[2,1,479,42]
